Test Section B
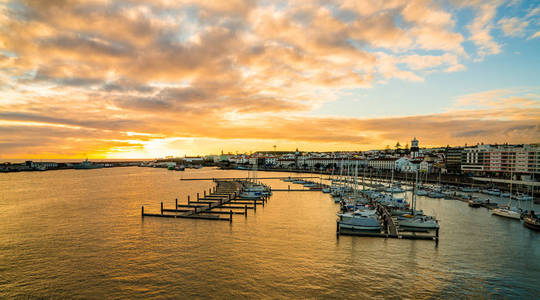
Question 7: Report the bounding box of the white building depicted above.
[184,156,204,163]
[368,158,398,170]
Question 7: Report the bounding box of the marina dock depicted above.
[337,203,439,243]
[142,180,268,222]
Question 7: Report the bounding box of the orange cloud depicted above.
[0,1,538,158]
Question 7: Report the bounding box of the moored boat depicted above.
[522,211,540,231]
[492,207,521,220]
[468,198,483,207]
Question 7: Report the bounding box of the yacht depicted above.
[338,211,381,232]
[398,214,439,229]
[492,207,521,220]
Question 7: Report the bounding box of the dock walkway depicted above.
[142,180,268,222]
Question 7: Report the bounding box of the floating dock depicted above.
[337,203,439,243]
[141,180,268,222]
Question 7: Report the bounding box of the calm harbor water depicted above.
[1,167,538,299]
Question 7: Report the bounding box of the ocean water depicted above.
[0,167,538,299]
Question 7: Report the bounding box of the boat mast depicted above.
[412,170,418,215]
[508,153,513,209]
[390,168,394,200]
[362,163,366,191]
[354,160,359,198]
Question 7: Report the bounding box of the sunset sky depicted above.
[0,0,539,159]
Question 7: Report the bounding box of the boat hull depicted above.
[491,209,521,220]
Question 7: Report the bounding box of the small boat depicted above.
[482,188,501,196]
[239,190,263,199]
[416,189,428,196]
[468,198,483,207]
[513,194,533,201]
[522,211,540,231]
[322,188,330,193]
[385,186,404,193]
[428,191,445,198]
[461,187,478,192]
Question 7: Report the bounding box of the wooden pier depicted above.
[141,180,269,222]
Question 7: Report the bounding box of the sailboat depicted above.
[492,156,521,220]
[522,182,539,230]
[239,162,271,199]
[398,171,439,230]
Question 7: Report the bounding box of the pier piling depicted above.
[141,180,269,222]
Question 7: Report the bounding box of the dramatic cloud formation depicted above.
[0,0,539,158]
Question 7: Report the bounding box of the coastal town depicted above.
[5,137,537,182]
